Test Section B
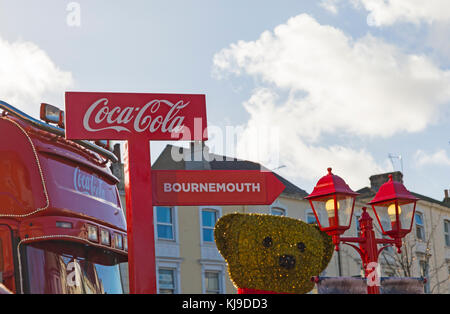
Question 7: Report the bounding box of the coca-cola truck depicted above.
[0,100,127,294]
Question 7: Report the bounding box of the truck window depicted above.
[22,240,124,294]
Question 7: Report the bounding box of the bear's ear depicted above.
[314,225,334,273]
[214,213,242,261]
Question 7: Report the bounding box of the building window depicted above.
[202,209,218,243]
[204,271,221,294]
[444,220,450,247]
[306,211,317,224]
[271,207,285,216]
[419,260,430,293]
[415,212,425,241]
[158,268,176,294]
[156,207,175,240]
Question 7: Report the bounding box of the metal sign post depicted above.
[123,140,156,293]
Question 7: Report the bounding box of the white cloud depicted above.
[343,1,450,68]
[415,149,450,167]
[233,88,384,189]
[319,0,341,15]
[352,0,450,26]
[214,14,450,139]
[213,14,450,187]
[0,36,74,118]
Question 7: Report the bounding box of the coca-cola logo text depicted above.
[82,98,189,134]
[73,167,106,200]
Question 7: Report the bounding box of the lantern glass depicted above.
[372,200,415,235]
[311,198,332,229]
[337,196,354,228]
[311,195,354,230]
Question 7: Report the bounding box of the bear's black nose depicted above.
[279,254,296,269]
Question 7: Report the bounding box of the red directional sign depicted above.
[65,91,207,141]
[152,170,286,206]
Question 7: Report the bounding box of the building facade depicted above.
[111,143,450,294]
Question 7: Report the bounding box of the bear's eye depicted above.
[297,242,306,252]
[262,236,273,248]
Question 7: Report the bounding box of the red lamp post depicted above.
[306,169,418,294]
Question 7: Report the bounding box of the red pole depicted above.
[123,140,157,294]
[359,208,380,294]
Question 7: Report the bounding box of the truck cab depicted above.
[0,100,128,294]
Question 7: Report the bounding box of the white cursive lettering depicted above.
[82,98,190,134]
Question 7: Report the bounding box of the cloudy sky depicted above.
[0,0,449,200]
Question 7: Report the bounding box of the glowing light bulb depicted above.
[325,199,339,218]
[387,203,401,221]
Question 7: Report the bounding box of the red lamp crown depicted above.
[306,168,359,199]
[368,174,418,205]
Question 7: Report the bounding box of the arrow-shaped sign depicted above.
[152,170,285,206]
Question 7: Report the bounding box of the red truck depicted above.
[0,100,127,294]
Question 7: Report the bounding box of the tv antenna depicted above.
[388,154,403,173]
[272,165,286,171]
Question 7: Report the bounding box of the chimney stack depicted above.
[369,171,403,192]
[444,189,450,206]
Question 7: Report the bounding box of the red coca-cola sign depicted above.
[65,92,208,140]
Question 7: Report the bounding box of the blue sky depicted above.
[0,0,449,201]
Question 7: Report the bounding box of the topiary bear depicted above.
[214,213,334,294]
